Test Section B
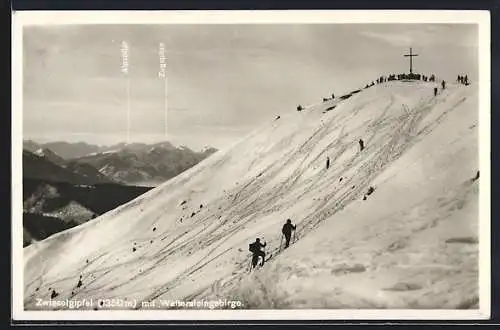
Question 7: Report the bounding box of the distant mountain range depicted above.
[24,140,101,159]
[21,140,218,246]
[23,140,217,186]
[72,142,218,186]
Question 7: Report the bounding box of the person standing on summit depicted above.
[282,219,297,249]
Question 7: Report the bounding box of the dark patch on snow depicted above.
[363,186,375,200]
[132,247,137,252]
[331,263,366,275]
[153,227,156,231]
[445,237,478,244]
[51,289,59,299]
[382,282,422,292]
[472,171,479,182]
[387,239,408,252]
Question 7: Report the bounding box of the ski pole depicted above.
[262,238,266,266]
[249,254,254,272]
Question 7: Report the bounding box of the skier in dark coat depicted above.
[249,238,266,268]
[434,87,438,96]
[282,219,297,249]
[326,156,330,169]
[441,80,446,90]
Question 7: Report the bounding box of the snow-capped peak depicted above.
[34,148,45,156]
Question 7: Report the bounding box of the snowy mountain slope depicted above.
[23,81,479,310]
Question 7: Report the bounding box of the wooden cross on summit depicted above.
[404,47,418,74]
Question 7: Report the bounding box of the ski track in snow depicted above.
[23,81,479,310]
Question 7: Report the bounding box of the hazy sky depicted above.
[23,23,478,150]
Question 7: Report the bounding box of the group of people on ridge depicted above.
[457,74,469,85]
[248,219,297,269]
[434,74,470,96]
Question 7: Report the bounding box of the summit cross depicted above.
[404,47,419,74]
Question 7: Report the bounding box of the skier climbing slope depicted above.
[249,238,266,268]
[281,219,296,249]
